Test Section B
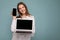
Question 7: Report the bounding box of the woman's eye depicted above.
[19,8,21,10]
[22,7,24,8]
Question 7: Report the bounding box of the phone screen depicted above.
[12,8,16,16]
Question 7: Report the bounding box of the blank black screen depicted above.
[16,20,32,30]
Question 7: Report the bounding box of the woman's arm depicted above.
[11,16,16,33]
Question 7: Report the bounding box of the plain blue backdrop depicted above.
[0,0,60,40]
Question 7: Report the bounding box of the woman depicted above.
[11,2,35,40]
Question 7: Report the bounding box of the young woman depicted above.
[11,2,35,40]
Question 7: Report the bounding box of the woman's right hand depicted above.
[11,13,16,19]
[12,16,16,19]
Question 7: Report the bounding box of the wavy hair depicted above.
[17,2,30,17]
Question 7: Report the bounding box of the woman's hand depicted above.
[11,13,16,19]
[12,16,16,19]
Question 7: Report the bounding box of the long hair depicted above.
[17,2,30,18]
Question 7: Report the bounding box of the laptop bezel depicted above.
[16,18,33,32]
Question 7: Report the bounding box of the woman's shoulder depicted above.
[29,15,34,18]
[26,15,34,19]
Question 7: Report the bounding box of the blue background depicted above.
[0,0,60,40]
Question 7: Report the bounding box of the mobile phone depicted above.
[12,8,16,16]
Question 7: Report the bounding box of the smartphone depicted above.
[12,8,16,16]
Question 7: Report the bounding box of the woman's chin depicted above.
[22,12,25,14]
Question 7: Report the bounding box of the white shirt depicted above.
[11,16,35,37]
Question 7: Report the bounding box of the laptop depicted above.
[16,18,33,33]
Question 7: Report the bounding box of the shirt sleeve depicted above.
[31,16,35,37]
[11,19,16,32]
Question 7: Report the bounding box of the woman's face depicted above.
[18,4,26,15]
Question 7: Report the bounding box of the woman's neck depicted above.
[21,15,27,18]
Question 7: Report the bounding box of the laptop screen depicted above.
[16,19,32,30]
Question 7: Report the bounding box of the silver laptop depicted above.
[16,18,33,33]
